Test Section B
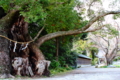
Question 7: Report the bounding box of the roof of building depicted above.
[78,54,92,60]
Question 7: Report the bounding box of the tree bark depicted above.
[0,10,19,78]
[0,10,49,78]
[106,53,117,65]
[0,31,14,78]
[56,38,59,61]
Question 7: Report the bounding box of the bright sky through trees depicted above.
[102,0,120,11]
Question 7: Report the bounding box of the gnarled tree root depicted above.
[0,74,14,78]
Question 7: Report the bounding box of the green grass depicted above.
[99,66,108,68]
[50,67,73,76]
[113,65,120,68]
[99,64,120,68]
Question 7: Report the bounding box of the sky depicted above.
[102,0,111,10]
[102,0,120,11]
[79,0,120,11]
[102,0,120,27]
[76,0,120,25]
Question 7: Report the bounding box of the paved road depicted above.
[25,66,120,80]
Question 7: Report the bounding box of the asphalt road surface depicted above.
[36,66,120,80]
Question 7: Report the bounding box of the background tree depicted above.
[88,23,119,66]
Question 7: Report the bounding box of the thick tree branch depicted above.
[0,10,19,30]
[81,10,120,31]
[84,25,105,32]
[36,11,120,47]
[1,11,120,46]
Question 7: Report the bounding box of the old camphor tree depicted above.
[0,0,120,78]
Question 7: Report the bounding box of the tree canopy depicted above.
[0,0,84,34]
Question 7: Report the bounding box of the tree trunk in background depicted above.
[106,53,116,65]
[56,37,59,61]
[91,50,95,60]
[106,57,111,65]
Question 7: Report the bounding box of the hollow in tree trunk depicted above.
[0,10,50,78]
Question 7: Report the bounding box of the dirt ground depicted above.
[14,66,120,80]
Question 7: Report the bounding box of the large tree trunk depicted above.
[0,10,19,78]
[0,10,50,78]
[9,15,50,77]
[0,31,14,78]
